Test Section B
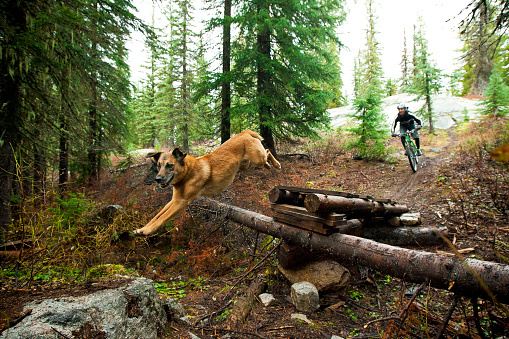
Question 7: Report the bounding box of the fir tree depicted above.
[408,19,442,134]
[348,0,387,161]
[480,68,509,117]
[232,0,345,154]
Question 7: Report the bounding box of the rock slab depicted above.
[1,277,167,339]
[279,260,351,292]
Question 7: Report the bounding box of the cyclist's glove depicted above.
[415,125,422,131]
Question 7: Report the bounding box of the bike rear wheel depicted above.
[407,142,418,172]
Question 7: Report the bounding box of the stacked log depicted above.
[269,186,447,246]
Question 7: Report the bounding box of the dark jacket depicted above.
[393,111,422,131]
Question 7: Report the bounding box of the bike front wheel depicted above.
[407,143,418,172]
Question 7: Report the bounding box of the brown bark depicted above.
[227,276,267,330]
[268,188,305,206]
[198,198,509,304]
[362,226,448,246]
[304,193,409,216]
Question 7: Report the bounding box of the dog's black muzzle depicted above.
[155,173,174,188]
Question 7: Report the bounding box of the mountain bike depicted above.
[395,129,419,172]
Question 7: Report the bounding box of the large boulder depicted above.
[1,277,167,339]
[278,260,351,292]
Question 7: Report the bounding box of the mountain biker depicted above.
[391,103,423,156]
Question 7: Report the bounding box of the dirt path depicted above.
[376,129,458,212]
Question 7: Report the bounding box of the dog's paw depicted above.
[133,228,147,236]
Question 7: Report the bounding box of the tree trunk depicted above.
[220,0,231,143]
[256,7,277,157]
[304,193,409,216]
[469,1,493,96]
[197,198,509,304]
[0,1,26,240]
[363,226,448,246]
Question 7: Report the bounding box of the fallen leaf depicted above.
[490,144,509,162]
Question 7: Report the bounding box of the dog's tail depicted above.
[244,130,263,141]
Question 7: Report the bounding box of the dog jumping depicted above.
[134,130,281,235]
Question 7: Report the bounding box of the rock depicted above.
[400,212,421,226]
[97,205,123,224]
[331,336,346,339]
[188,332,201,339]
[387,216,401,226]
[290,313,314,325]
[162,298,187,321]
[291,282,319,313]
[278,260,351,292]
[259,293,276,307]
[1,278,167,339]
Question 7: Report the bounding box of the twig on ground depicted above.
[363,280,429,329]
[435,294,460,339]
[222,240,282,302]
[193,325,266,338]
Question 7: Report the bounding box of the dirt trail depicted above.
[378,129,458,212]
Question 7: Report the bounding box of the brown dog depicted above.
[134,130,281,235]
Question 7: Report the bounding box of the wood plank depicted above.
[274,213,339,235]
[272,204,345,223]
[275,209,347,227]
[273,185,396,204]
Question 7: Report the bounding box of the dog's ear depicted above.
[147,152,162,163]
[172,148,187,165]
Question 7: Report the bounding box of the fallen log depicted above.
[197,198,509,304]
[362,226,448,246]
[304,193,409,216]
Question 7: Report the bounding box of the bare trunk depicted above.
[304,193,409,216]
[220,0,231,143]
[198,198,509,304]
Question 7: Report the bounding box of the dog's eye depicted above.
[166,164,174,170]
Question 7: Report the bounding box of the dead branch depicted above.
[227,275,267,330]
[436,294,460,339]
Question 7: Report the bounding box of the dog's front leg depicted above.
[133,199,187,236]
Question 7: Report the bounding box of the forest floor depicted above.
[1,117,509,338]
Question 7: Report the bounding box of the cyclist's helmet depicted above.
[397,103,407,109]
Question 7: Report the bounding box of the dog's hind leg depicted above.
[265,149,281,169]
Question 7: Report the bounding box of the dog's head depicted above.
[147,148,187,187]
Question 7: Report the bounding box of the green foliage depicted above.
[385,78,398,97]
[50,193,95,229]
[349,91,387,160]
[407,19,442,133]
[349,0,387,161]
[480,69,509,117]
[229,0,345,140]
[154,277,209,300]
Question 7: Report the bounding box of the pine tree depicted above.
[400,29,410,89]
[0,0,142,236]
[232,0,345,154]
[459,0,497,95]
[409,19,442,134]
[348,0,387,161]
[480,68,509,117]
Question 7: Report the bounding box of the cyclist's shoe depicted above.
[417,149,423,156]
[404,149,408,156]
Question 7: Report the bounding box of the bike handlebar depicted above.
[393,129,416,137]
